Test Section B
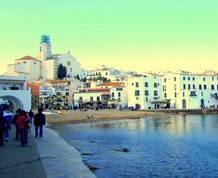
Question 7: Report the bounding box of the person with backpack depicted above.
[16,110,30,147]
[34,108,46,138]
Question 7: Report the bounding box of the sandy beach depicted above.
[44,109,158,126]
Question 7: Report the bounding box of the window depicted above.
[212,76,214,81]
[111,92,114,97]
[164,93,167,98]
[183,84,186,89]
[145,97,148,101]
[154,83,158,88]
[211,85,214,90]
[188,77,190,80]
[204,85,207,89]
[136,82,139,87]
[135,90,140,96]
[203,78,206,81]
[163,85,166,91]
[183,92,185,97]
[174,92,177,97]
[34,62,36,64]
[193,84,195,89]
[174,84,176,91]
[174,77,176,81]
[132,83,134,86]
[188,84,191,90]
[79,97,83,100]
[145,90,149,96]
[199,85,202,90]
[97,96,100,101]
[90,97,93,101]
[144,82,148,87]
[154,90,158,96]
[164,78,166,83]
[193,77,195,81]
[183,77,186,80]
[118,92,121,97]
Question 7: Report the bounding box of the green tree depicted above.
[58,64,67,79]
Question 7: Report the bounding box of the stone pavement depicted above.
[35,125,96,178]
[0,124,96,178]
[0,125,47,178]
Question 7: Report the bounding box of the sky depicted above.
[0,0,218,74]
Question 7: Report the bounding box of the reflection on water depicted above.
[54,114,218,177]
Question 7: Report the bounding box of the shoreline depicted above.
[42,108,218,127]
[44,109,157,126]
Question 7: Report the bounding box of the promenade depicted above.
[0,124,96,178]
[0,125,46,178]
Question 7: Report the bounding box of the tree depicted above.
[58,63,67,79]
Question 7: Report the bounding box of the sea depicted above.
[52,114,218,178]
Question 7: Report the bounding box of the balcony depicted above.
[190,91,197,97]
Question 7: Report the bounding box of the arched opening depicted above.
[0,95,23,113]
[182,99,186,109]
[200,99,205,108]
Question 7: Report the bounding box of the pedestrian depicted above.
[34,108,46,138]
[16,110,30,146]
[28,109,34,125]
[13,109,21,140]
[3,110,12,142]
[0,107,10,146]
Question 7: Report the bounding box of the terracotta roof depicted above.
[16,55,40,61]
[97,82,125,87]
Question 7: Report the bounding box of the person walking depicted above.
[0,107,10,146]
[16,110,30,146]
[34,108,46,138]
[28,109,34,125]
[13,109,21,140]
[3,111,12,142]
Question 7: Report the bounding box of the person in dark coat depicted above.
[0,107,10,146]
[34,108,46,138]
[28,109,34,124]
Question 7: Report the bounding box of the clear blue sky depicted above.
[0,0,218,74]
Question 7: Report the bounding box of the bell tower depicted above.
[38,35,52,60]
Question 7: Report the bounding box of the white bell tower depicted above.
[38,35,52,60]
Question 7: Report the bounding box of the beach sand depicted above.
[44,109,158,126]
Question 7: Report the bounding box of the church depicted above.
[6,35,81,80]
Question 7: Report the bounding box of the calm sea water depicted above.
[53,114,218,177]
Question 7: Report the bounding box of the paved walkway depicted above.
[0,125,47,178]
[0,124,96,178]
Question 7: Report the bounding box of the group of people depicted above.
[0,107,46,147]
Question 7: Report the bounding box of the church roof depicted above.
[16,55,40,61]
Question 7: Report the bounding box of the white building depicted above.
[6,56,41,80]
[73,81,127,109]
[0,76,31,112]
[162,71,218,109]
[6,35,81,80]
[128,73,163,109]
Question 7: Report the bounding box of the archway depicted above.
[182,99,186,109]
[200,99,204,108]
[0,95,23,113]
